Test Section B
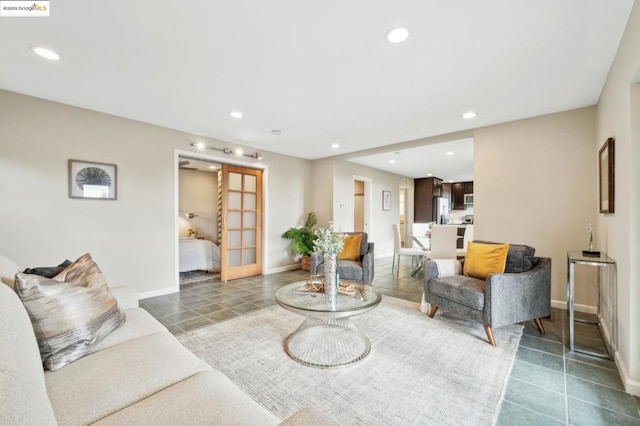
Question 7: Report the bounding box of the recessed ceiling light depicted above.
[388,160,396,164]
[386,27,409,43]
[209,165,217,170]
[462,111,477,119]
[229,111,243,119]
[331,143,340,149]
[449,180,454,183]
[194,141,206,150]
[445,151,454,156]
[427,173,433,177]
[30,46,62,61]
[235,148,243,156]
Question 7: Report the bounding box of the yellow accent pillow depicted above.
[338,234,362,260]
[463,242,510,280]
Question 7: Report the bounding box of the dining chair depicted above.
[456,224,474,257]
[392,224,425,276]
[423,225,458,260]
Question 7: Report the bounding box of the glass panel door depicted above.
[220,165,262,281]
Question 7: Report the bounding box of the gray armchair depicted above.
[310,232,374,285]
[423,243,551,345]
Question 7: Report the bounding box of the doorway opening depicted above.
[353,180,365,232]
[353,176,371,234]
[399,188,407,247]
[176,153,264,286]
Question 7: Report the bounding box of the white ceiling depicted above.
[0,1,634,165]
[349,138,474,181]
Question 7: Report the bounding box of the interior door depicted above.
[353,179,365,232]
[220,165,262,281]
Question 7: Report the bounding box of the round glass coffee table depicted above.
[275,281,381,368]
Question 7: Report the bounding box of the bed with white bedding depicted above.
[179,237,221,273]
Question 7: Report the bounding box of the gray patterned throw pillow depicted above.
[14,253,126,371]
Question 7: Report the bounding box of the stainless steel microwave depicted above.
[464,193,473,205]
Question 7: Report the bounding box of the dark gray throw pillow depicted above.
[23,260,72,278]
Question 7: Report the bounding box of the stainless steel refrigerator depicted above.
[433,197,450,224]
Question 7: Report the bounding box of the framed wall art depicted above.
[382,190,391,211]
[599,138,614,213]
[69,159,117,200]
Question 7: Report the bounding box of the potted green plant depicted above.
[282,212,317,271]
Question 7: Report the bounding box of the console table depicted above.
[566,250,616,359]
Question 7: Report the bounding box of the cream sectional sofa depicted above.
[0,256,330,425]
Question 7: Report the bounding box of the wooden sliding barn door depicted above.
[220,165,262,281]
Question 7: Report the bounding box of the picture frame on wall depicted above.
[69,159,117,200]
[382,190,391,211]
[599,138,614,214]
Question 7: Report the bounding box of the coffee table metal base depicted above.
[285,316,371,368]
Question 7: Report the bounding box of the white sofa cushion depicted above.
[45,332,211,425]
[88,307,167,355]
[0,283,57,425]
[94,370,280,425]
[0,253,20,289]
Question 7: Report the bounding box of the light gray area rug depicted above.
[178,296,522,425]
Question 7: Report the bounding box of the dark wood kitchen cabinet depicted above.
[452,182,465,210]
[451,181,473,210]
[464,182,474,195]
[414,177,442,223]
[441,183,451,208]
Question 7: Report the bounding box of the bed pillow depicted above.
[14,253,126,371]
[23,259,72,278]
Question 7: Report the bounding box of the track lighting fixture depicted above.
[191,142,262,160]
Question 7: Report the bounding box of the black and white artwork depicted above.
[69,160,117,199]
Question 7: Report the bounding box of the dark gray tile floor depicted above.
[140,256,640,425]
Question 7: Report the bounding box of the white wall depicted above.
[595,0,640,394]
[331,160,413,257]
[178,169,218,241]
[0,90,311,295]
[310,158,335,228]
[474,107,598,307]
[266,151,313,268]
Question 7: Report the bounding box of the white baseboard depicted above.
[265,263,301,274]
[551,300,640,396]
[138,286,178,300]
[551,299,596,314]
[615,352,640,396]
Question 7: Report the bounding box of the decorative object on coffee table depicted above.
[310,232,375,285]
[313,228,344,298]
